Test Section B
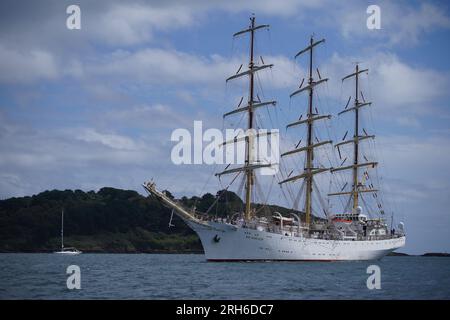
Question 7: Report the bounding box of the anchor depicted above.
[213,234,221,243]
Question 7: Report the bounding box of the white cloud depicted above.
[0,117,225,198]
[91,3,195,46]
[337,1,450,46]
[0,118,157,171]
[210,0,325,17]
[322,52,450,118]
[385,2,450,45]
[89,48,234,85]
[86,48,297,91]
[0,45,58,83]
[104,104,194,129]
[379,135,450,183]
[372,53,448,109]
[259,55,299,89]
[76,129,139,150]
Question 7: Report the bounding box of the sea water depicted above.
[0,254,449,299]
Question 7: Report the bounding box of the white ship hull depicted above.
[186,220,405,261]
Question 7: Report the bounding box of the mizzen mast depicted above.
[216,15,275,222]
[329,64,378,210]
[279,36,332,229]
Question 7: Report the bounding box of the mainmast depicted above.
[216,16,276,222]
[279,36,331,229]
[352,64,361,209]
[245,16,256,221]
[329,64,378,210]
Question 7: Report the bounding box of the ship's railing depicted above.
[194,213,404,241]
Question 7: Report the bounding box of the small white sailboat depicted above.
[54,209,81,255]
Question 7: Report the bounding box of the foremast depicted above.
[216,16,276,222]
[245,16,256,222]
[279,36,332,229]
[329,64,377,210]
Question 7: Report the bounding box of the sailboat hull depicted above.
[54,251,81,255]
[187,220,405,261]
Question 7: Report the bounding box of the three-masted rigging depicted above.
[215,16,276,222]
[279,36,332,230]
[143,16,406,261]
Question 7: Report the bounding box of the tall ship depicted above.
[144,16,405,261]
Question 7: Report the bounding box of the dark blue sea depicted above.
[0,254,449,299]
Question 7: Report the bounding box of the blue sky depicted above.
[0,0,449,254]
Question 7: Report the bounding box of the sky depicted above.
[0,0,449,254]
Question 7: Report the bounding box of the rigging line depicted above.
[266,27,275,69]
[360,193,375,219]
[364,75,394,219]
[264,175,276,206]
[205,172,240,215]
[279,182,292,211]
[279,166,297,204]
[255,70,265,99]
[199,162,219,198]
[329,81,352,210]
[313,179,329,217]
[293,179,306,212]
[372,128,396,219]
[230,33,236,57]
[236,173,245,196]
[311,193,321,218]
[272,89,283,133]
[343,195,352,213]
[254,176,264,204]
[231,107,247,129]
[201,140,225,196]
[255,72,276,131]
[254,179,271,216]
[327,177,333,212]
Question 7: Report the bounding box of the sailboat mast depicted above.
[61,209,64,250]
[353,64,360,209]
[245,16,256,221]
